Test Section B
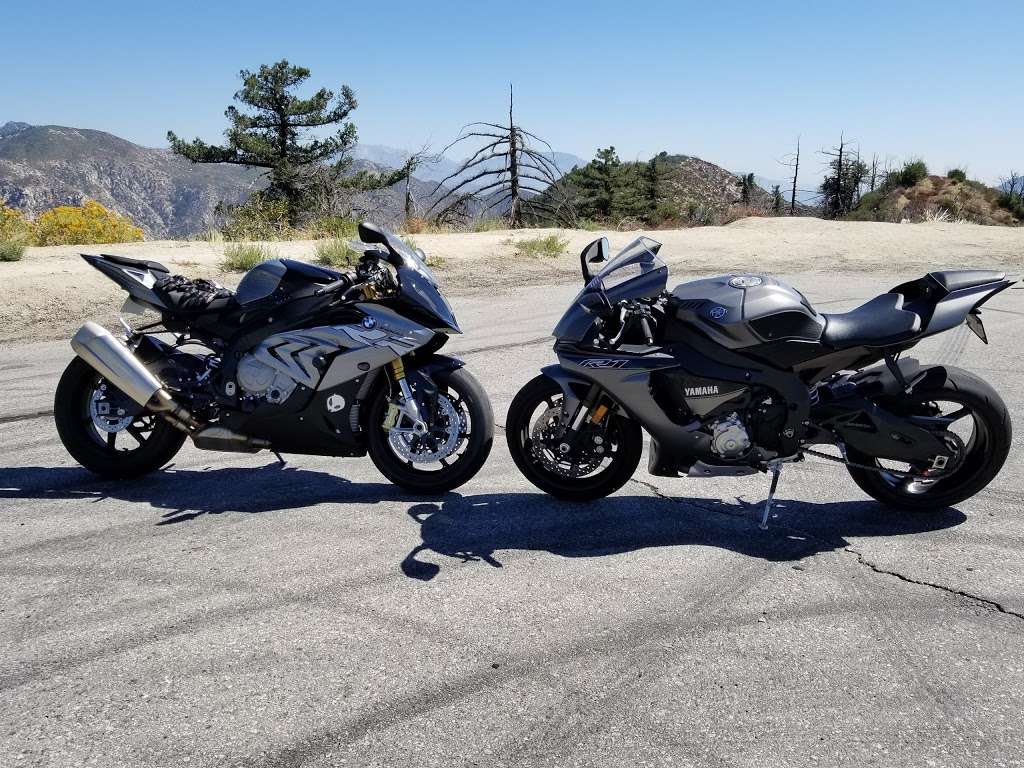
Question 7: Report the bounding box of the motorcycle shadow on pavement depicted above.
[398,491,967,581]
[0,465,965,578]
[0,463,410,524]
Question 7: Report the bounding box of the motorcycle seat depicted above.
[821,293,921,349]
[928,269,1005,292]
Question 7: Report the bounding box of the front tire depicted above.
[366,366,493,494]
[506,374,643,501]
[845,367,1011,510]
[54,357,187,479]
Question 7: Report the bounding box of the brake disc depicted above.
[530,405,602,477]
[89,384,135,433]
[388,394,465,464]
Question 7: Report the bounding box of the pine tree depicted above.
[740,172,755,204]
[771,184,783,214]
[577,147,622,219]
[168,60,377,222]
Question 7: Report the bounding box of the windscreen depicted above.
[552,237,668,342]
[595,236,666,290]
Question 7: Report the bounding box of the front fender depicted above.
[540,363,595,419]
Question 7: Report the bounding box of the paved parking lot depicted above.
[2,272,1023,767]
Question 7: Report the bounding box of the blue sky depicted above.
[4,0,1021,185]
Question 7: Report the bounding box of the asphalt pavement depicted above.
[1,272,1023,767]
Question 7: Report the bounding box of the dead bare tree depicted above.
[427,85,575,228]
[397,144,438,220]
[778,136,801,215]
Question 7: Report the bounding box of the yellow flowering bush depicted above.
[0,205,36,244]
[33,200,144,246]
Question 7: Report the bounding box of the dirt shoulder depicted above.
[1,217,1021,345]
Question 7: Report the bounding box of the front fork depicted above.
[558,384,610,454]
[382,357,429,436]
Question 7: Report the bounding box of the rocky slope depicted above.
[0,122,263,238]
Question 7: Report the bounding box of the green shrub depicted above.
[997,192,1024,221]
[220,242,277,272]
[307,216,359,240]
[219,195,293,241]
[510,233,569,259]
[946,168,967,183]
[314,238,359,268]
[887,159,929,189]
[470,218,507,232]
[0,240,25,262]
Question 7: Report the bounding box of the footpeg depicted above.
[759,460,783,530]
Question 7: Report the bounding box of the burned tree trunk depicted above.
[427,84,574,228]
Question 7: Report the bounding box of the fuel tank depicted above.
[666,273,824,351]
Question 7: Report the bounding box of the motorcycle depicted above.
[506,235,1014,524]
[56,222,493,494]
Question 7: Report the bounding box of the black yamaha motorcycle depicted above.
[55,222,492,493]
[507,236,1013,523]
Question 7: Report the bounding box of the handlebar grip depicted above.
[314,275,354,296]
[640,317,655,345]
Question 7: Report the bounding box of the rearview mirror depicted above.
[580,237,610,283]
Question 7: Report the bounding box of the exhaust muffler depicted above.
[70,321,196,432]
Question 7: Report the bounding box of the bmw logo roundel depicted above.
[361,316,376,329]
[709,306,728,320]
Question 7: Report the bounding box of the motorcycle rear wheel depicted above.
[506,374,643,501]
[54,357,187,479]
[845,367,1011,510]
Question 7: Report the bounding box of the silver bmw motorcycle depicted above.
[55,222,493,493]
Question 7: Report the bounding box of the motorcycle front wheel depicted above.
[506,374,643,501]
[366,366,493,494]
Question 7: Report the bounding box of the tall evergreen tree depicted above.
[168,60,372,222]
[577,147,622,219]
[740,172,756,204]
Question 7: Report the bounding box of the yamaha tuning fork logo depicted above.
[708,306,728,320]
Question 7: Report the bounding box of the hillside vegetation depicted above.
[848,164,1021,226]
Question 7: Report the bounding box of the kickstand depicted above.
[760,461,783,530]
[272,450,287,467]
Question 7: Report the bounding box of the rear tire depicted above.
[845,367,1011,510]
[506,374,643,501]
[54,357,187,479]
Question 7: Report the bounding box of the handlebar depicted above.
[599,299,657,348]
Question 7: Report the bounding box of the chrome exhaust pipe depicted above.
[70,321,196,432]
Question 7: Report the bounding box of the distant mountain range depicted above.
[0,122,587,238]
[0,120,810,236]
[0,122,263,238]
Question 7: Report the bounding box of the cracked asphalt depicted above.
[1,272,1023,767]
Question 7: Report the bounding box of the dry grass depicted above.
[220,242,277,272]
[508,233,569,259]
